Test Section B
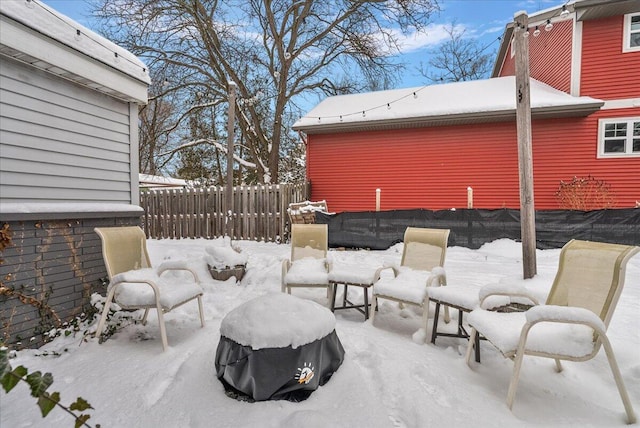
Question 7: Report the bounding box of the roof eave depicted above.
[293,102,604,135]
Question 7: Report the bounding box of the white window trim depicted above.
[597,117,640,158]
[622,13,640,53]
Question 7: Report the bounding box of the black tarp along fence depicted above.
[314,208,640,250]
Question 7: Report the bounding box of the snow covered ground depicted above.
[2,238,638,427]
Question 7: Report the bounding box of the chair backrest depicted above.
[94,226,152,279]
[401,227,450,271]
[290,224,328,261]
[546,239,639,327]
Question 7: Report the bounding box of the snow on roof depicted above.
[293,76,603,133]
[139,174,188,188]
[0,0,150,85]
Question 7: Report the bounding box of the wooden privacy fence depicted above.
[140,182,310,241]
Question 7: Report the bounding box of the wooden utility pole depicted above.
[514,12,537,279]
[226,81,237,238]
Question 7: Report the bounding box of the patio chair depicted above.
[94,226,205,351]
[370,227,450,340]
[465,239,639,424]
[281,224,330,300]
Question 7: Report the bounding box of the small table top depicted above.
[328,263,380,286]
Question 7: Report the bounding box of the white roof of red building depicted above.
[293,76,603,134]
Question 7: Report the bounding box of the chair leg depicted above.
[370,295,377,324]
[197,296,205,327]
[465,327,477,366]
[554,359,563,373]
[430,302,441,344]
[600,334,637,424]
[421,302,430,343]
[142,308,150,325]
[156,307,168,351]
[95,288,117,339]
[507,351,526,410]
[507,325,532,410]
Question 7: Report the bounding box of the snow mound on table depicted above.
[220,293,336,350]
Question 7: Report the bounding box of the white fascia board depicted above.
[1,16,148,103]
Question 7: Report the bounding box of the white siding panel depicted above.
[0,138,130,168]
[1,172,131,192]
[0,56,134,204]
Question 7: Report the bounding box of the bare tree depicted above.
[419,23,493,83]
[94,0,440,184]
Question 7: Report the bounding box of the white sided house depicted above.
[0,0,149,347]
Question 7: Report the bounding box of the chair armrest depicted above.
[427,266,447,287]
[157,260,199,283]
[525,305,606,333]
[373,265,399,280]
[109,273,162,300]
[478,283,540,306]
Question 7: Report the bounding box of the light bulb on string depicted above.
[413,92,417,99]
[362,111,366,117]
[523,29,529,38]
[560,5,570,19]
[533,26,541,37]
[545,19,553,31]
[387,103,391,110]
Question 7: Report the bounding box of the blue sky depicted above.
[42,0,558,88]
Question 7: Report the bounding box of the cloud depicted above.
[388,23,467,54]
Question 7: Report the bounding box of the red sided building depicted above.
[293,0,640,213]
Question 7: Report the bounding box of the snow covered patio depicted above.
[2,238,638,427]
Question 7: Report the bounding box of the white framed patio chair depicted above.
[465,239,639,424]
[94,226,205,351]
[281,224,330,300]
[370,227,450,340]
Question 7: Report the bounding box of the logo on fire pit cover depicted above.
[294,362,315,384]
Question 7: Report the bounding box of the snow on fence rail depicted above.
[140,182,310,242]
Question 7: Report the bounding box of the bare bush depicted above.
[555,176,616,210]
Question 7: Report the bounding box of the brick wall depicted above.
[0,216,141,348]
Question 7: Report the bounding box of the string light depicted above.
[533,26,541,37]
[560,5,570,19]
[387,103,391,109]
[26,0,149,77]
[545,19,553,31]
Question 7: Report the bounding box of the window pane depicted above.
[634,122,640,137]
[631,33,640,48]
[604,139,625,153]
[633,139,640,153]
[632,15,640,29]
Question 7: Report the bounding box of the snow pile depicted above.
[220,293,336,349]
[205,237,248,269]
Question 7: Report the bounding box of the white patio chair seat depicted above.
[373,268,433,305]
[284,257,329,285]
[111,268,204,310]
[467,309,597,359]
